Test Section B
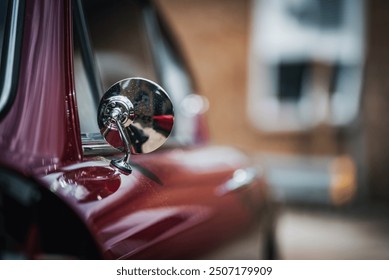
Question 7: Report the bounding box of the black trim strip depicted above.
[73,0,103,107]
[0,0,25,120]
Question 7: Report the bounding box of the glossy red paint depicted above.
[41,146,266,259]
[0,0,82,173]
[58,166,121,203]
[0,0,268,259]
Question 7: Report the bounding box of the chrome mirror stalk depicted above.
[97,78,174,174]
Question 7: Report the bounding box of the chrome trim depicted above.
[82,133,184,156]
[216,168,259,196]
[81,133,120,156]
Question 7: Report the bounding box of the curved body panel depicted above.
[41,146,267,259]
[0,0,270,259]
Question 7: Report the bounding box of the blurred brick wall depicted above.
[156,0,253,150]
[156,0,338,156]
[157,0,389,201]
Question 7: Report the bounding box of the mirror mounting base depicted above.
[110,158,132,175]
[98,78,174,176]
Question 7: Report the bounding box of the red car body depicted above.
[0,0,270,259]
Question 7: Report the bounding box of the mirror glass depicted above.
[97,78,174,154]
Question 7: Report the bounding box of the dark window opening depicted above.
[277,62,309,101]
[73,0,157,134]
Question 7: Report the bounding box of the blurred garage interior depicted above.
[155,0,389,259]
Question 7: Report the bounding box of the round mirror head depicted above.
[98,78,174,154]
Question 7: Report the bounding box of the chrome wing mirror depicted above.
[97,78,174,174]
